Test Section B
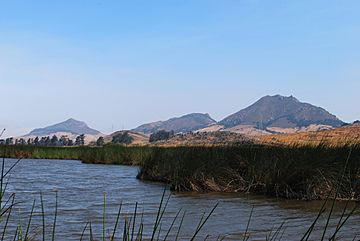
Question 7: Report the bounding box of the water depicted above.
[1,159,359,240]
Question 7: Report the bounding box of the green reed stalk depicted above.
[300,193,330,241]
[52,191,58,241]
[190,203,219,241]
[243,206,254,241]
[40,192,45,241]
[12,227,18,241]
[150,188,166,241]
[89,222,93,241]
[163,208,182,240]
[24,199,36,240]
[111,202,123,241]
[80,222,89,241]
[103,193,106,241]
[329,205,358,240]
[131,202,138,241]
[175,210,186,241]
[1,194,15,241]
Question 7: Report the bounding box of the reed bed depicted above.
[138,144,360,200]
[0,145,152,165]
[1,144,360,200]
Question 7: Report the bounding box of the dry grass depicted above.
[152,131,252,147]
[103,131,150,145]
[258,124,360,147]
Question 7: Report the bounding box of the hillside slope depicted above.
[220,95,344,129]
[27,118,101,136]
[133,113,217,134]
[104,131,149,145]
[259,122,360,146]
[152,131,253,146]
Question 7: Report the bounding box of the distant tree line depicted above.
[0,134,86,146]
[149,130,174,142]
[96,136,105,146]
[111,131,133,145]
[93,132,134,147]
[94,132,133,147]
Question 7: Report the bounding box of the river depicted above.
[1,159,359,240]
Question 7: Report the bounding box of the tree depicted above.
[75,134,85,146]
[112,132,133,145]
[96,136,105,146]
[27,138,33,145]
[51,135,59,146]
[18,138,26,145]
[34,137,39,146]
[68,139,74,146]
[149,130,174,143]
[5,138,14,145]
[44,136,51,146]
[39,137,46,146]
[59,136,69,146]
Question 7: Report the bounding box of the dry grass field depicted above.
[258,123,360,147]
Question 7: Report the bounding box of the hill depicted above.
[258,122,360,147]
[220,95,344,130]
[151,131,253,146]
[103,131,149,145]
[23,118,103,144]
[27,118,101,136]
[133,113,217,134]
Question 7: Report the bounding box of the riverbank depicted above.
[0,145,152,165]
[1,144,359,200]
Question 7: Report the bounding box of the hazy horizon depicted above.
[1,1,359,137]
[0,93,356,138]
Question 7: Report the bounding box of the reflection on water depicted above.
[2,159,359,240]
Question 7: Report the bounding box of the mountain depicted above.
[220,95,344,129]
[133,113,217,134]
[352,120,360,125]
[26,118,101,136]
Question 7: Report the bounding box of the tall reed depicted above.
[2,144,360,199]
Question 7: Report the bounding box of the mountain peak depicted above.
[26,118,101,136]
[220,95,344,129]
[262,94,299,102]
[63,118,86,126]
[133,113,216,134]
[66,118,78,122]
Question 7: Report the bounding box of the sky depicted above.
[0,0,359,137]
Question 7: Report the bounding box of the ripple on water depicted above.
[1,158,359,240]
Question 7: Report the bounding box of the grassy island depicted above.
[1,144,359,200]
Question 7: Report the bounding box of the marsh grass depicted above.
[138,144,360,200]
[0,145,152,165]
[2,143,360,200]
[1,144,360,200]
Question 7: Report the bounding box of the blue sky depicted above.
[0,0,359,136]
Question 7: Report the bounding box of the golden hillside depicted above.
[259,123,360,147]
[104,131,149,145]
[153,131,252,146]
